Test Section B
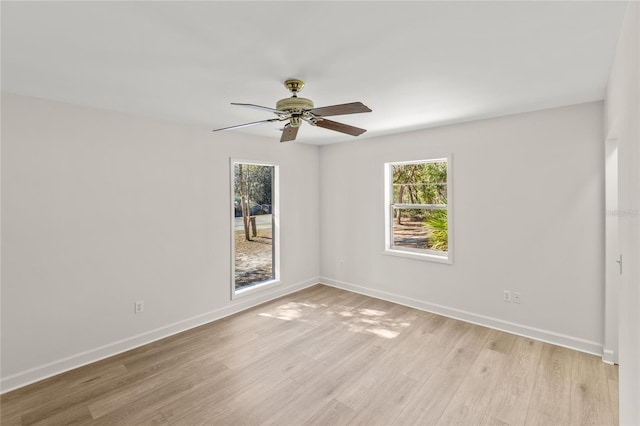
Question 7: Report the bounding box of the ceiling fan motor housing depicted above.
[276,97,314,114]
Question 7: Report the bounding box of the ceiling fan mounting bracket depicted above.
[284,79,305,95]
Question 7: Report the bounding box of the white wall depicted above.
[0,93,320,391]
[0,92,623,403]
[320,102,605,354]
[605,2,640,424]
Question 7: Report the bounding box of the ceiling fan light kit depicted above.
[212,79,372,142]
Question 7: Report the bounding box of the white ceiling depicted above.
[1,1,628,145]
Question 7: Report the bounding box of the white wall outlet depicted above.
[339,260,345,268]
[134,300,144,314]
[503,290,512,302]
[512,292,521,304]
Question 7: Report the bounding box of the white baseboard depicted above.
[602,348,618,365]
[320,276,604,357]
[0,277,319,394]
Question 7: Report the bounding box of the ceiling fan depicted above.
[212,79,372,142]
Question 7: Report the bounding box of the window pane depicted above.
[392,162,447,204]
[233,163,275,290]
[392,207,448,253]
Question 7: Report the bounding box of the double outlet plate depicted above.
[503,290,521,304]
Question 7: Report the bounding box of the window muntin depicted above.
[385,158,452,263]
[231,159,280,298]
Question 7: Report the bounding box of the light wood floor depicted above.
[1,285,618,425]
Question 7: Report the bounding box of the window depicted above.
[384,157,452,263]
[231,159,279,297]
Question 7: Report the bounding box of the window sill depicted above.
[384,248,452,264]
[232,279,281,300]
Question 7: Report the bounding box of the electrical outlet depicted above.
[503,290,511,302]
[512,292,521,304]
[134,300,144,314]
[339,260,345,268]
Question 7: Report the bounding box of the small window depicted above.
[231,159,280,298]
[384,157,452,263]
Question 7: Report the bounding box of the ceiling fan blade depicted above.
[313,118,367,137]
[309,102,372,117]
[212,118,280,132]
[280,124,299,142]
[231,103,286,115]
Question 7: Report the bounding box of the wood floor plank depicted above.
[159,351,313,424]
[342,372,422,425]
[525,343,575,426]
[292,337,387,403]
[0,415,23,426]
[302,398,356,426]
[570,351,616,426]
[203,377,304,425]
[0,362,128,421]
[15,365,133,425]
[605,358,620,426]
[335,323,438,408]
[392,366,470,425]
[91,398,170,426]
[262,338,383,425]
[438,323,492,374]
[436,348,507,425]
[0,285,618,426]
[479,413,511,426]
[484,337,543,425]
[263,384,342,425]
[87,357,228,420]
[24,345,219,424]
[29,405,93,426]
[486,328,518,354]
[605,362,619,382]
[220,316,319,371]
[400,317,470,381]
[609,377,620,426]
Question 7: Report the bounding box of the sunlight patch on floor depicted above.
[338,307,411,339]
[259,301,411,339]
[367,328,400,339]
[359,308,386,317]
[258,301,319,321]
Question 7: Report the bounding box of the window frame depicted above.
[230,158,280,299]
[384,156,453,264]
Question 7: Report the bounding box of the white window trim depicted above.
[383,156,453,264]
[230,158,281,299]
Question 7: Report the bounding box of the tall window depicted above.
[231,159,279,297]
[384,157,452,263]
